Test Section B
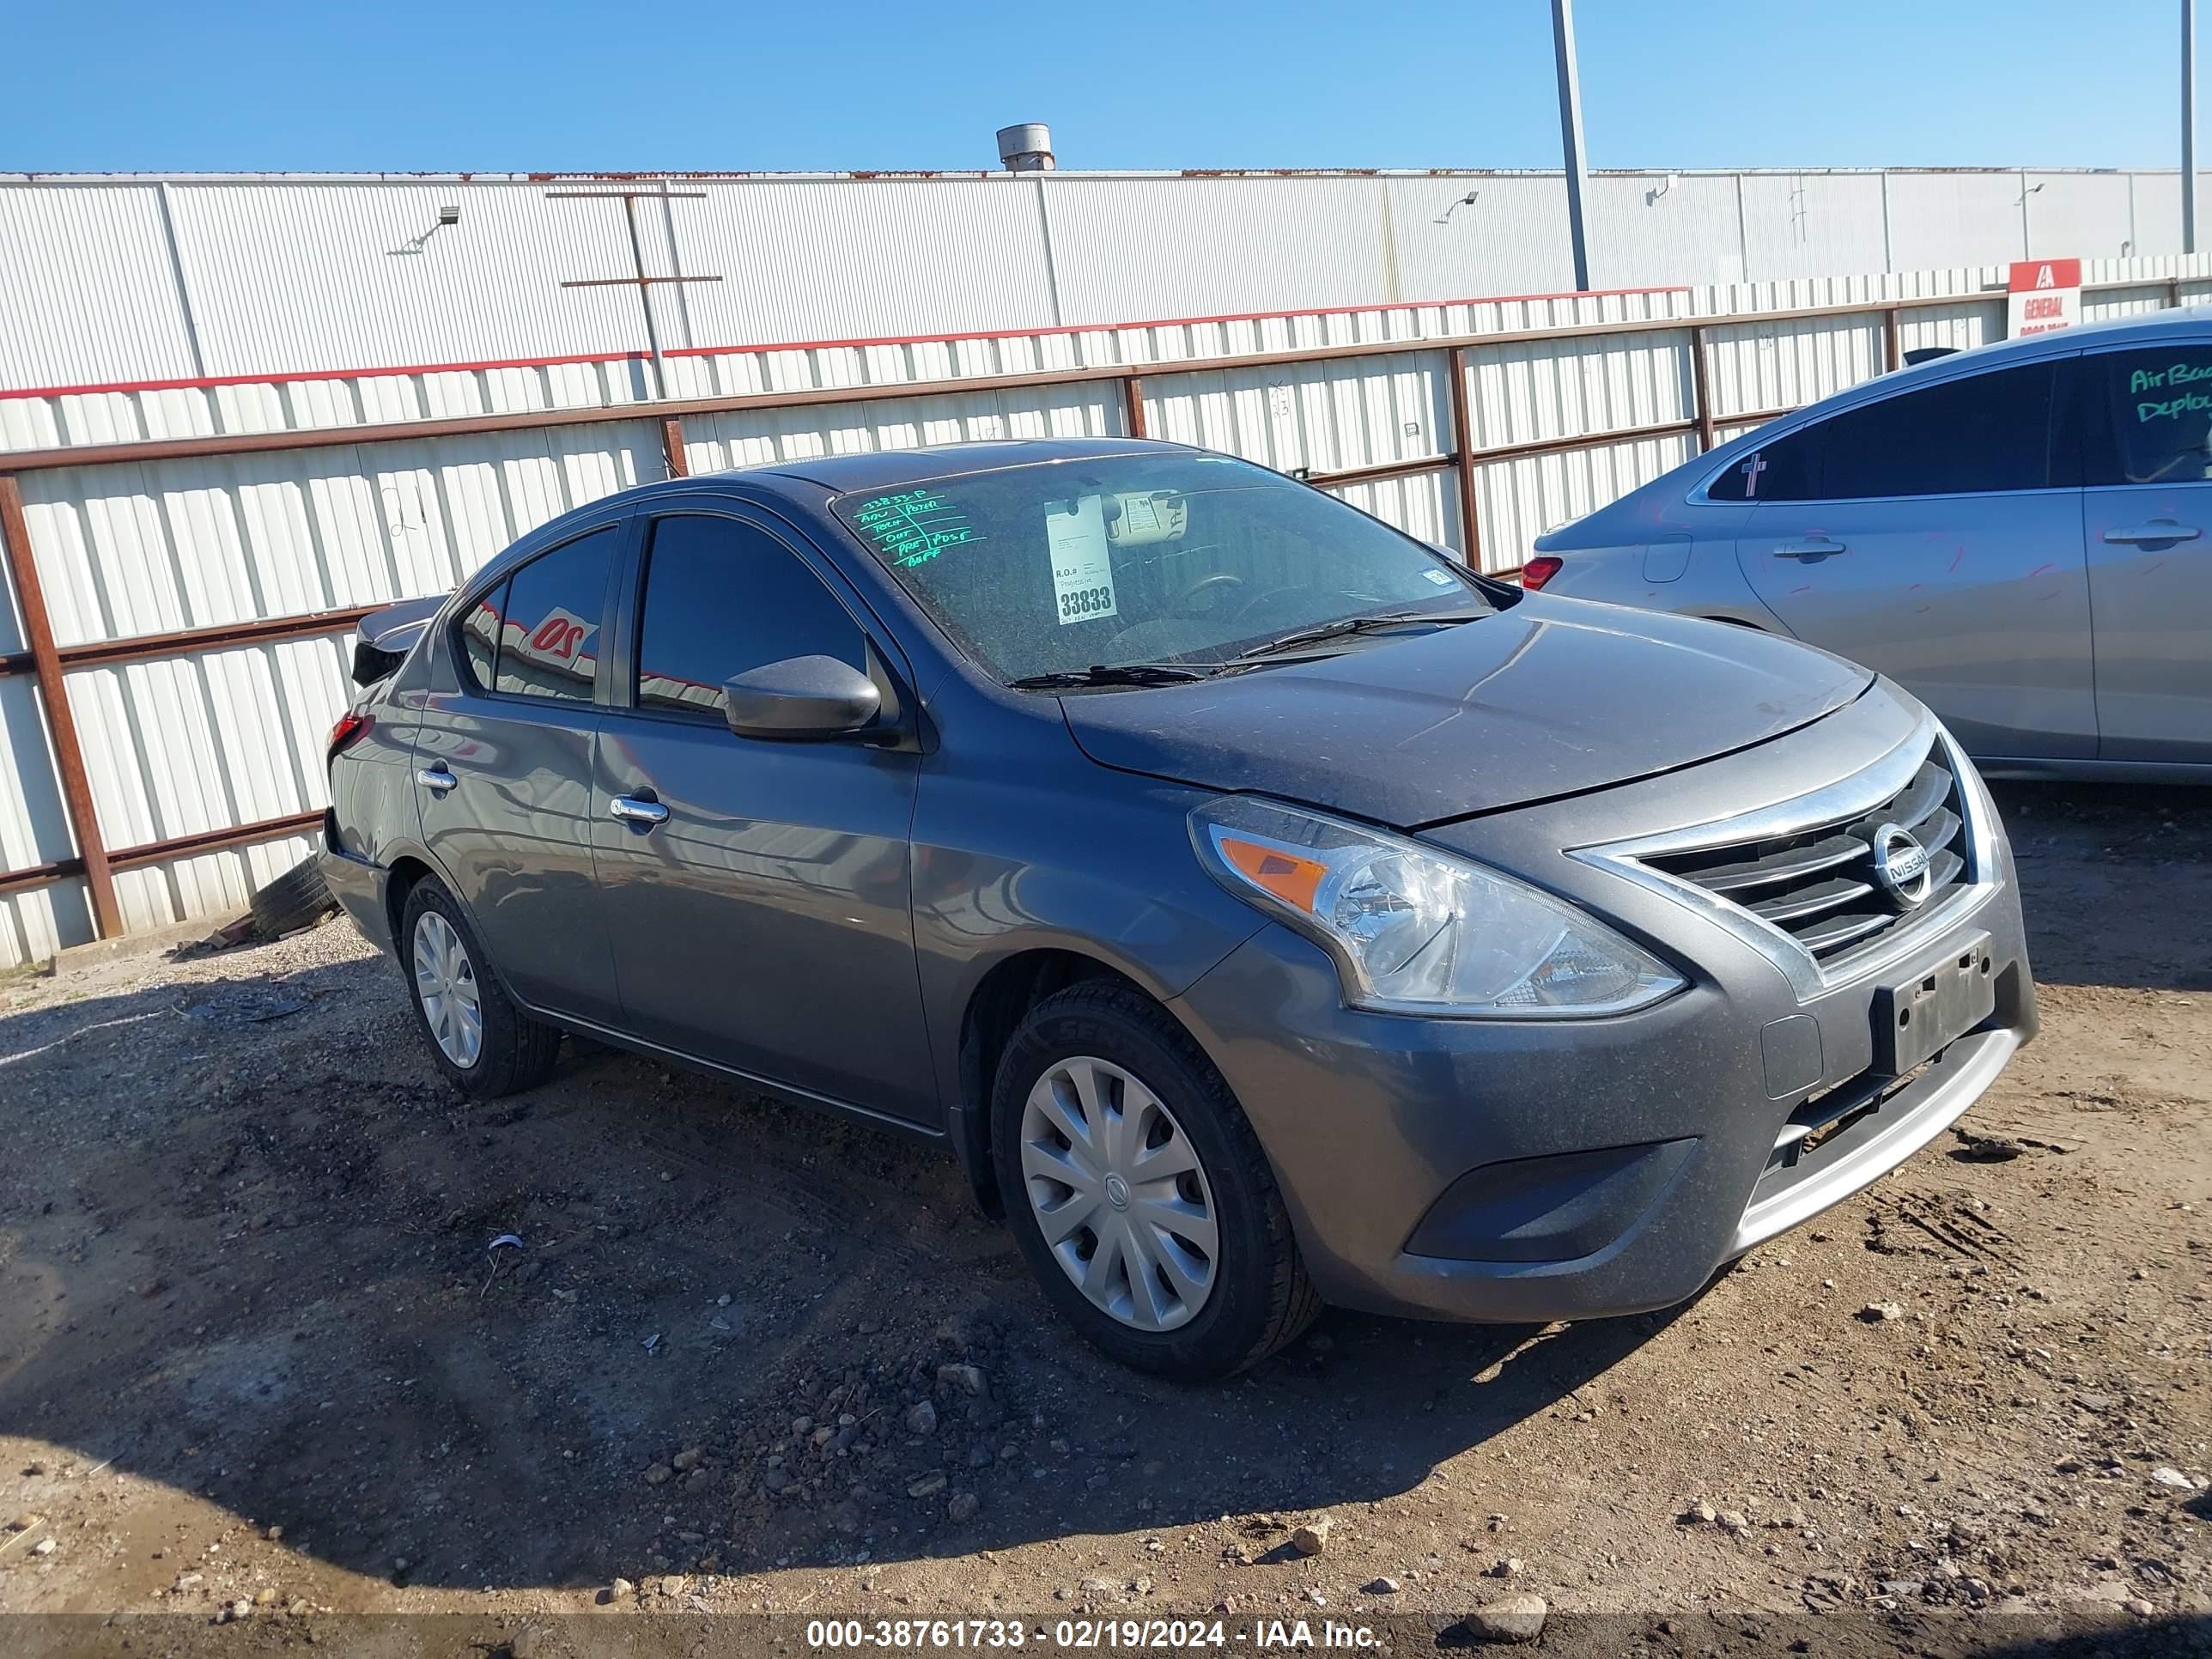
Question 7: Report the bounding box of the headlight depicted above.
[1191,797,1683,1018]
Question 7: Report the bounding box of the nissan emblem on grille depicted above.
[1632,738,1967,965]
[1870,822,1933,906]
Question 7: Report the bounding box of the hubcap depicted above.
[412,911,483,1068]
[1018,1056,1218,1332]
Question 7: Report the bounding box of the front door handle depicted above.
[1773,537,1846,562]
[416,765,457,795]
[2103,520,2202,545]
[609,794,670,826]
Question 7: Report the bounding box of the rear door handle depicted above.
[609,794,669,826]
[1773,537,1846,562]
[2102,521,2202,545]
[416,765,457,795]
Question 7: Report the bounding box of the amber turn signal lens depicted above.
[1217,836,1328,915]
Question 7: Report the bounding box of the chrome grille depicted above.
[1643,743,1968,963]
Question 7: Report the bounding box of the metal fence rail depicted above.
[0,266,2202,963]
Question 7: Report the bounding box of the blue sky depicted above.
[1,1,2197,174]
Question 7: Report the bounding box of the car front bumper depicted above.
[1167,695,2036,1326]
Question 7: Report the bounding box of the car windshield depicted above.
[830,453,1492,685]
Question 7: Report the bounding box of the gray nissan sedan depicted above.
[321,438,2036,1381]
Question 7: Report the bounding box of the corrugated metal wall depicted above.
[7,168,2211,397]
[0,185,199,388]
[684,179,1060,344]
[16,421,659,647]
[678,383,1116,471]
[173,182,650,379]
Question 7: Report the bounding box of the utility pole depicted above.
[2188,0,2200,254]
[1552,0,1593,291]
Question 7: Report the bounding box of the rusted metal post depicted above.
[660,417,689,478]
[1446,345,1482,568]
[1121,375,1146,439]
[1689,325,1717,453]
[1883,306,1903,374]
[0,475,119,937]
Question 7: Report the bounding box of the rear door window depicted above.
[1710,361,2063,502]
[632,514,868,721]
[459,526,619,701]
[1706,424,1819,502]
[2081,344,2212,484]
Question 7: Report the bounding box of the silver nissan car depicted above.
[321,438,2035,1381]
[1526,308,2212,778]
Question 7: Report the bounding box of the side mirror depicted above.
[722,654,882,740]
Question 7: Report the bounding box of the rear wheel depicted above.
[399,877,561,1097]
[993,981,1318,1381]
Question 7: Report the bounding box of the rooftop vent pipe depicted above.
[996,124,1055,172]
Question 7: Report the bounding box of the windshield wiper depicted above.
[1006,612,1480,689]
[1229,610,1480,662]
[1006,662,1218,690]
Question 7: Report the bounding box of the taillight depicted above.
[327,710,373,760]
[1520,555,1564,591]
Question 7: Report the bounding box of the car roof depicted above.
[1694,301,2212,465]
[490,437,1209,562]
[1536,303,2212,549]
[1850,299,2212,390]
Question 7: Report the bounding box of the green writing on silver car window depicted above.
[850,489,983,568]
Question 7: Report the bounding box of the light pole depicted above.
[1552,0,1593,290]
[2187,0,2199,255]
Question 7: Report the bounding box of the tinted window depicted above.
[634,515,866,720]
[2084,346,2212,484]
[478,528,617,702]
[1712,362,2060,502]
[454,528,617,701]
[1705,428,1816,502]
[459,580,506,691]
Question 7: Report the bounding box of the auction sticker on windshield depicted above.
[1048,496,1117,625]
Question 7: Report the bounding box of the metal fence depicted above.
[3,257,2208,965]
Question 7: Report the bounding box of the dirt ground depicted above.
[0,780,2206,1657]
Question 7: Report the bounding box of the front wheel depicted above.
[399,877,561,1097]
[993,982,1318,1381]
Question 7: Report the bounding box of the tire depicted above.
[250,856,337,938]
[992,981,1319,1382]
[398,876,561,1098]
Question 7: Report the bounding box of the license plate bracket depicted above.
[1872,932,1996,1076]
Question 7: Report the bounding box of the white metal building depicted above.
[1,167,2204,395]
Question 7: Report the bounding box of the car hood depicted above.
[1060,596,1871,827]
